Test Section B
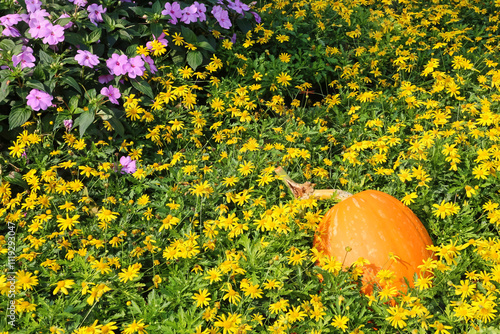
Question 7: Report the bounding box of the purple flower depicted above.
[193,2,207,22]
[12,46,36,69]
[212,5,232,29]
[68,0,88,7]
[2,26,21,37]
[142,55,157,74]
[75,50,99,68]
[26,0,42,13]
[87,4,106,26]
[98,74,114,84]
[26,89,53,111]
[28,18,51,39]
[106,53,130,76]
[162,2,183,24]
[181,4,199,24]
[227,0,250,14]
[42,23,65,45]
[127,56,145,79]
[100,85,121,105]
[250,11,261,24]
[119,156,137,174]
[63,119,73,132]
[0,14,23,26]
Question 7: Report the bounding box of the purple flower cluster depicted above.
[161,0,257,30]
[161,2,205,25]
[106,53,147,78]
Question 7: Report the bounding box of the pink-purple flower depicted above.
[42,23,65,45]
[119,156,137,174]
[26,89,53,111]
[63,119,73,132]
[127,56,145,79]
[227,0,250,14]
[212,5,232,29]
[106,53,131,76]
[162,2,183,24]
[12,46,36,69]
[75,50,100,68]
[100,85,121,105]
[87,3,106,26]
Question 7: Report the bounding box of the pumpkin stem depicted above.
[274,167,353,201]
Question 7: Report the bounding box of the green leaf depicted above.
[76,109,95,137]
[130,79,154,99]
[69,95,80,112]
[181,26,198,44]
[107,115,125,137]
[39,50,53,65]
[65,32,85,47]
[55,17,72,27]
[197,40,215,53]
[4,171,29,189]
[186,51,203,70]
[0,39,15,51]
[152,1,162,13]
[0,80,11,102]
[61,76,82,94]
[25,80,45,91]
[9,107,31,130]
[87,28,102,44]
[151,23,163,39]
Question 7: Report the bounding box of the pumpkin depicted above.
[274,167,435,295]
[313,189,435,294]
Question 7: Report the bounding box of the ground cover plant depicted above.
[1,0,500,333]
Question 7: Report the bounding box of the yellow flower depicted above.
[401,192,418,205]
[16,270,39,290]
[9,140,25,158]
[123,319,149,334]
[192,289,211,308]
[238,161,255,176]
[331,315,349,332]
[385,306,407,329]
[118,265,140,283]
[52,279,75,295]
[276,72,292,86]
[57,214,80,231]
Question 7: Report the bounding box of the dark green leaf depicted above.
[108,115,125,137]
[0,80,11,102]
[4,171,29,189]
[186,51,203,70]
[39,50,53,65]
[197,40,215,53]
[0,39,15,51]
[151,23,163,39]
[88,28,102,44]
[25,80,46,91]
[152,1,162,13]
[77,109,95,137]
[69,95,80,112]
[9,107,31,130]
[61,76,82,94]
[181,26,198,44]
[65,32,86,47]
[55,17,72,27]
[130,79,154,99]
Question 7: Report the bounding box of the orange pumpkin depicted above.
[313,189,435,294]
